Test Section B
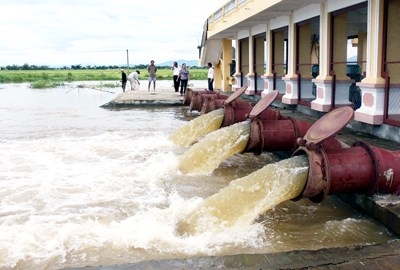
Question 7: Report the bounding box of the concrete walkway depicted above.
[101,86,211,108]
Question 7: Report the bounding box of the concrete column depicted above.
[220,39,233,92]
[286,15,296,77]
[262,23,274,96]
[355,0,385,124]
[283,15,300,105]
[245,33,255,94]
[233,38,241,91]
[317,2,330,81]
[311,2,333,112]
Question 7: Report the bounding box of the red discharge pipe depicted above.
[183,88,209,105]
[201,96,253,114]
[244,117,344,156]
[188,85,250,112]
[244,118,313,155]
[222,104,282,127]
[293,142,400,203]
[289,106,400,202]
[189,92,228,112]
[200,96,225,114]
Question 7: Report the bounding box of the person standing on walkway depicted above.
[172,61,180,92]
[207,62,214,91]
[178,63,190,96]
[147,60,157,91]
[128,70,140,90]
[120,69,127,92]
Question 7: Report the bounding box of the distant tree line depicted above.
[0,63,206,71]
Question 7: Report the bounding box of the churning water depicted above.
[0,82,395,269]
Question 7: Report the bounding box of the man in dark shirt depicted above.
[147,60,157,91]
[207,62,214,91]
[120,69,127,92]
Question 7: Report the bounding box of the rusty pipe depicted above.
[290,106,400,202]
[243,114,346,156]
[189,92,228,112]
[219,89,346,155]
[183,88,210,105]
[188,85,249,111]
[201,96,253,114]
[244,118,314,155]
[221,103,282,128]
[293,142,400,203]
[209,89,283,128]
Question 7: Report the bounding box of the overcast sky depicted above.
[0,0,226,67]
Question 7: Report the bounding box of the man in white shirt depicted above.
[128,70,140,90]
[172,62,181,92]
[207,62,214,91]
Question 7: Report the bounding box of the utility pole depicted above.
[126,49,129,73]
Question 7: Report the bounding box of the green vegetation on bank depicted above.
[0,68,208,88]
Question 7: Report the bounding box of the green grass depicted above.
[30,80,64,89]
[0,68,208,88]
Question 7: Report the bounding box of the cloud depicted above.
[0,0,225,66]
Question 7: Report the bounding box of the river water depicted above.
[0,81,396,269]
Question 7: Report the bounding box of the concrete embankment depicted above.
[68,239,400,269]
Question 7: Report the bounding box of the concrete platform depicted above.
[101,87,188,108]
[96,88,400,270]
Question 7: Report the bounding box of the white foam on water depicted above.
[0,126,266,269]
